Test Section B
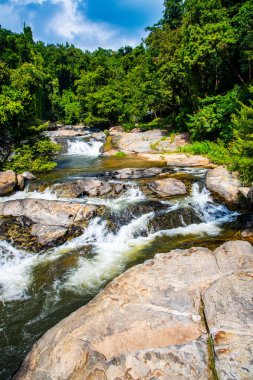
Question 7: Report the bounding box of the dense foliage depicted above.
[0,0,253,179]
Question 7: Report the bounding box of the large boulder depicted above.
[206,166,242,204]
[104,129,167,154]
[111,167,164,180]
[50,179,125,198]
[148,178,187,198]
[15,241,253,380]
[0,170,17,196]
[0,199,103,248]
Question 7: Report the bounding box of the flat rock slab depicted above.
[139,153,214,168]
[0,199,100,227]
[106,129,167,154]
[51,179,125,198]
[15,241,253,380]
[206,166,242,204]
[0,199,103,248]
[50,129,86,138]
[204,272,253,380]
[111,167,164,180]
[148,178,187,198]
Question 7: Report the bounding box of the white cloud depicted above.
[47,0,140,50]
[0,3,21,31]
[0,0,147,51]
[11,0,47,4]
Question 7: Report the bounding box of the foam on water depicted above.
[0,187,59,202]
[0,242,38,302]
[66,138,103,156]
[87,185,146,210]
[190,183,238,223]
[57,213,153,291]
[60,183,237,293]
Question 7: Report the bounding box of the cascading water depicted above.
[66,138,103,156]
[0,241,38,302]
[0,156,240,379]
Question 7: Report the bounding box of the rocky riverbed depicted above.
[0,126,253,379]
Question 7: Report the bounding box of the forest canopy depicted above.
[0,0,252,180]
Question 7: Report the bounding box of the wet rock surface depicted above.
[148,178,187,198]
[50,178,126,198]
[148,207,202,232]
[16,240,253,380]
[206,166,243,205]
[111,167,164,179]
[0,199,103,248]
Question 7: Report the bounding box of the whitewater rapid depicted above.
[0,182,238,302]
[66,138,103,156]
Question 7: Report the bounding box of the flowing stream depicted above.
[0,133,241,379]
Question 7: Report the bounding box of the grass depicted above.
[179,140,253,185]
[114,151,127,157]
[179,141,231,166]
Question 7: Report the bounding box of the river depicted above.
[0,131,240,379]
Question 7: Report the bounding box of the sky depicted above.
[0,0,164,51]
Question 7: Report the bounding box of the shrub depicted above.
[114,151,127,157]
[5,139,61,173]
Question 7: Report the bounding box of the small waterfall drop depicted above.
[0,241,38,302]
[66,138,103,156]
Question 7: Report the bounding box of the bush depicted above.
[114,151,127,157]
[186,87,241,142]
[5,139,61,173]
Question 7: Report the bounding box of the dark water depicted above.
[0,138,242,379]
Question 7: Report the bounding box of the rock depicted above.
[153,132,190,152]
[112,167,164,180]
[0,170,17,196]
[0,199,101,228]
[31,224,69,247]
[206,166,242,204]
[139,153,214,167]
[0,199,103,248]
[91,131,106,141]
[50,129,86,138]
[166,154,212,167]
[109,126,125,133]
[22,171,36,180]
[241,229,253,243]
[148,207,202,231]
[148,178,187,198]
[15,241,253,380]
[17,174,25,191]
[51,179,125,198]
[203,272,253,380]
[105,129,167,154]
[130,128,141,133]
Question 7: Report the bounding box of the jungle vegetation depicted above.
[0,0,252,181]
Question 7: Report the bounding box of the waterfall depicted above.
[66,138,103,156]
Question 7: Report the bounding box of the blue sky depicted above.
[0,0,164,50]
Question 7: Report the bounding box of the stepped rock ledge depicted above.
[16,240,253,380]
